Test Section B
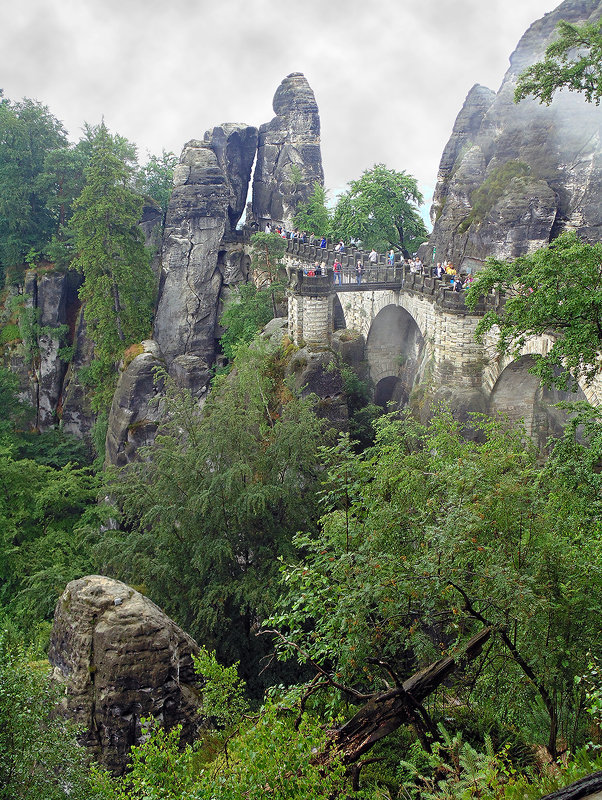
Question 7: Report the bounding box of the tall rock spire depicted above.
[153,124,257,391]
[252,72,324,228]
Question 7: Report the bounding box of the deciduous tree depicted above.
[515,18,602,106]
[465,231,602,390]
[293,182,331,237]
[331,164,428,256]
[0,94,68,280]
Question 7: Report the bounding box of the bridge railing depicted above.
[291,263,498,315]
[238,227,498,315]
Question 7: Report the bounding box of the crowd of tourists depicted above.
[302,242,470,292]
[262,224,471,292]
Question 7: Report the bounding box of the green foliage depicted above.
[250,231,287,280]
[97,341,324,694]
[515,18,602,106]
[465,231,602,389]
[460,161,531,232]
[0,449,98,635]
[15,427,90,468]
[0,365,31,438]
[289,162,303,187]
[0,366,98,641]
[338,362,382,450]
[0,321,20,346]
[36,139,91,267]
[0,631,98,799]
[96,704,350,800]
[576,655,602,746]
[268,409,602,755]
[331,163,428,255]
[14,296,70,370]
[137,149,177,218]
[71,121,156,410]
[219,281,279,362]
[194,647,249,727]
[0,94,68,282]
[91,721,199,800]
[197,703,349,800]
[395,727,602,800]
[292,181,331,236]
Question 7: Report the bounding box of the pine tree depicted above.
[70,122,156,409]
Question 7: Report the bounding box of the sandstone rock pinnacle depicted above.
[49,575,202,775]
[252,72,324,228]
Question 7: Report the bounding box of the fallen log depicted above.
[322,625,493,765]
[540,772,602,800]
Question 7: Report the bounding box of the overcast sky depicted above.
[1,0,560,222]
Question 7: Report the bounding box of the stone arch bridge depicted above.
[281,238,602,440]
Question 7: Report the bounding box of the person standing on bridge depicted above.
[356,260,362,285]
[369,248,378,280]
[333,259,342,285]
[388,249,395,266]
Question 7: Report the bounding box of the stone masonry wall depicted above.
[288,293,332,345]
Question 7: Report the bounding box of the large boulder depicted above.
[49,575,202,775]
[252,72,324,228]
[153,125,257,393]
[422,0,602,267]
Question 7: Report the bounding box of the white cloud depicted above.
[0,0,560,214]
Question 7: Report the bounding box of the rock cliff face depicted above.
[2,74,325,453]
[153,125,257,393]
[49,575,202,775]
[252,72,324,228]
[8,269,83,431]
[422,0,602,267]
[60,307,95,440]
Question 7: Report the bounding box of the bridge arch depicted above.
[483,332,600,407]
[488,354,587,444]
[366,304,426,408]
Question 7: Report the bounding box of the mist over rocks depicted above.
[422,0,602,267]
[252,72,324,228]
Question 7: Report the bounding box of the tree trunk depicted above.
[320,626,492,766]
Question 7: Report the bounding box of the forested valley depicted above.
[2,75,602,800]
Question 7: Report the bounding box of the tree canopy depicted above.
[331,164,429,255]
[98,339,325,694]
[70,122,156,410]
[0,632,98,800]
[292,181,331,236]
[515,18,602,106]
[266,407,602,762]
[136,149,177,219]
[0,95,68,280]
[465,231,602,390]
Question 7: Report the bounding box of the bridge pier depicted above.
[288,270,334,345]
